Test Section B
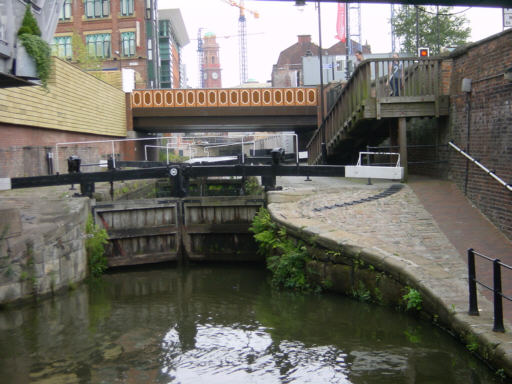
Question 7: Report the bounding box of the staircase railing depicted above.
[449,141,512,192]
[307,57,443,164]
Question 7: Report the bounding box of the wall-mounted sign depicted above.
[504,8,512,28]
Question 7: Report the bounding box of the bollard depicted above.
[493,259,505,332]
[468,249,479,316]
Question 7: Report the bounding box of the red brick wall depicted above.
[0,124,126,177]
[56,0,149,88]
[448,29,512,239]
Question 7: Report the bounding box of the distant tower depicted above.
[202,33,222,88]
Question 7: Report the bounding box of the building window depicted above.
[85,0,110,19]
[86,33,111,58]
[52,36,72,58]
[121,32,135,57]
[59,0,72,20]
[120,0,134,16]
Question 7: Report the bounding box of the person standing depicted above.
[355,50,364,67]
[388,53,404,96]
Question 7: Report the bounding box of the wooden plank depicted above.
[108,225,179,239]
[107,252,178,267]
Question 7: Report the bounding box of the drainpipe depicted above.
[461,78,472,195]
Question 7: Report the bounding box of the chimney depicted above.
[298,35,311,45]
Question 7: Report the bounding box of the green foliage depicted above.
[71,32,102,70]
[250,207,278,256]
[85,215,109,278]
[18,5,41,37]
[391,5,471,55]
[250,208,314,292]
[243,177,263,195]
[158,147,188,163]
[17,6,51,88]
[465,333,479,352]
[402,286,423,311]
[404,326,422,344]
[352,281,372,302]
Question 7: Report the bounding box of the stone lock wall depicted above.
[0,198,90,305]
[447,29,512,240]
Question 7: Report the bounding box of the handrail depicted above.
[307,57,443,165]
[449,141,512,192]
[467,248,512,332]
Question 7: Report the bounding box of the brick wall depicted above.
[448,29,512,239]
[0,58,129,177]
[0,124,126,177]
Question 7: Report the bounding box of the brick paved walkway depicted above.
[274,176,512,321]
[408,175,512,320]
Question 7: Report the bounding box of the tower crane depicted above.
[220,0,259,85]
[194,31,264,88]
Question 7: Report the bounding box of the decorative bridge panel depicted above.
[131,88,318,109]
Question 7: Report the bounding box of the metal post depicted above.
[493,259,505,332]
[111,141,116,169]
[468,249,479,316]
[366,145,372,185]
[317,1,327,164]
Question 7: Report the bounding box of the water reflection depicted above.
[0,264,500,383]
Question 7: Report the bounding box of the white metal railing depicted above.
[449,141,512,192]
[55,137,178,173]
[356,151,401,167]
[54,133,300,173]
[144,144,194,163]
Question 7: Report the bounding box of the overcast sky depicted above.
[159,1,505,88]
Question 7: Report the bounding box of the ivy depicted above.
[85,215,109,278]
[18,34,51,88]
[17,5,51,88]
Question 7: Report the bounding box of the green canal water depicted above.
[0,264,501,383]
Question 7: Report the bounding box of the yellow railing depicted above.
[130,87,318,108]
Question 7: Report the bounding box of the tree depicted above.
[391,6,471,55]
[71,31,101,71]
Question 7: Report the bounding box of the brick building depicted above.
[272,35,371,87]
[53,0,188,90]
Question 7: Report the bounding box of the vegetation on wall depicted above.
[17,5,51,88]
[71,31,102,71]
[250,207,316,292]
[85,215,109,278]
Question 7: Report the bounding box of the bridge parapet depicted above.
[131,87,318,109]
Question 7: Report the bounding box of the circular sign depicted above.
[169,168,178,177]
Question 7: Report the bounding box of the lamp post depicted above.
[317,1,327,164]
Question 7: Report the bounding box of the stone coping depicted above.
[266,184,512,377]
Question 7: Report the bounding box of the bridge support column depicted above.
[398,117,408,181]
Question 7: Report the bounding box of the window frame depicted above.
[85,33,111,58]
[85,0,110,19]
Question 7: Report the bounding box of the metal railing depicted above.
[307,57,443,164]
[449,141,512,192]
[467,248,512,332]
